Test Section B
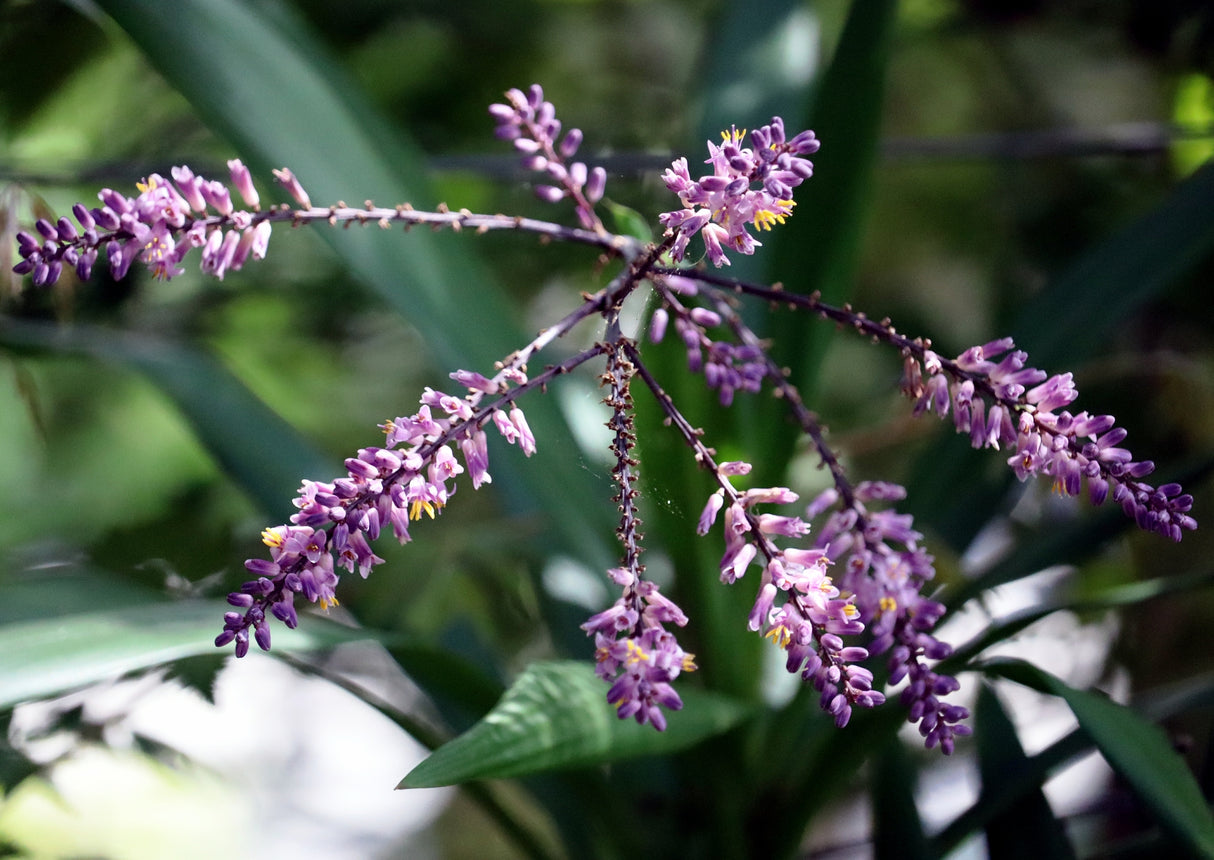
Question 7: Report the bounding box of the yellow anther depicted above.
[625,639,650,664]
[410,499,439,521]
[720,126,747,146]
[681,653,698,673]
[766,624,792,649]
[319,595,340,611]
[261,528,285,548]
[880,596,898,613]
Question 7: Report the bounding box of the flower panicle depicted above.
[490,84,607,233]
[12,161,312,288]
[696,464,887,731]
[659,118,818,267]
[808,482,971,754]
[215,367,539,657]
[579,339,695,731]
[903,337,1196,541]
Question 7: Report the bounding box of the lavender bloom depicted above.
[649,275,766,405]
[582,578,696,732]
[659,120,818,267]
[490,84,607,232]
[13,161,302,287]
[216,368,541,656]
[696,466,886,729]
[903,338,1197,541]
[808,482,970,753]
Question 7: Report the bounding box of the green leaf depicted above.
[602,199,652,244]
[980,657,1214,857]
[398,661,752,788]
[975,684,1075,860]
[946,565,1214,669]
[0,598,376,709]
[0,317,330,517]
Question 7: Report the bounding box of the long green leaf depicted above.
[0,598,375,709]
[946,565,1214,669]
[399,661,752,788]
[980,657,1214,857]
[759,0,898,459]
[975,684,1075,860]
[907,163,1214,550]
[0,317,330,517]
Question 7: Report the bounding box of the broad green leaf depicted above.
[0,599,375,709]
[398,660,752,788]
[975,684,1075,860]
[93,0,614,569]
[980,657,1214,857]
[0,317,330,517]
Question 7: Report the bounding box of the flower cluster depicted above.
[659,120,819,267]
[10,83,1197,755]
[12,160,311,288]
[581,569,696,731]
[697,463,886,729]
[807,482,970,753]
[216,368,537,657]
[578,340,697,730]
[648,274,766,406]
[490,84,607,232]
[904,337,1196,541]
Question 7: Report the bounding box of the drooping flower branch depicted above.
[9,84,1196,750]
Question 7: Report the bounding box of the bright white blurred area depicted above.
[1,650,452,859]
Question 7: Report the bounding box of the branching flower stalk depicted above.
[10,84,1196,751]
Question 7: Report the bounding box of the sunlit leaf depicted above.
[0,599,375,709]
[0,317,330,517]
[399,661,751,788]
[980,658,1214,857]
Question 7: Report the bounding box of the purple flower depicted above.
[489,84,607,232]
[904,339,1196,541]
[217,364,540,656]
[805,481,970,751]
[659,120,818,267]
[14,164,307,287]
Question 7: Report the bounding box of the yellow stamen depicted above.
[410,499,440,521]
[319,595,340,611]
[720,126,747,146]
[681,653,698,673]
[880,596,898,613]
[261,528,285,548]
[766,624,792,649]
[624,639,650,665]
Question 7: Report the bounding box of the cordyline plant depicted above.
[13,84,1197,754]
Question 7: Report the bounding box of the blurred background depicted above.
[0,0,1212,857]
